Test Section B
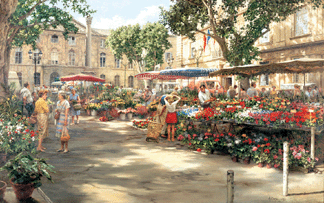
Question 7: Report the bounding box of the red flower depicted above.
[266,143,271,147]
[264,149,270,154]
[189,143,192,146]
[214,138,219,142]
[197,148,201,152]
[264,138,268,141]
[257,144,261,148]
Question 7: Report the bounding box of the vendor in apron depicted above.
[198,85,211,109]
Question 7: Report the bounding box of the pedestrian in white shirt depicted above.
[20,82,34,117]
[164,94,181,142]
[198,85,211,109]
[247,82,258,98]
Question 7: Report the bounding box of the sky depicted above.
[68,0,172,30]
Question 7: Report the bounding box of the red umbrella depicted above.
[60,74,105,82]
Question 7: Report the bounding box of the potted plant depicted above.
[126,108,136,120]
[0,181,7,200]
[1,153,55,201]
[118,109,127,120]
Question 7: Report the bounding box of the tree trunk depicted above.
[0,0,19,97]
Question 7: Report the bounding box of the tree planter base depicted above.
[10,179,34,201]
[243,157,250,164]
[0,181,7,200]
[232,156,238,162]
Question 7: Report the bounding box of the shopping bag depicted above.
[61,126,70,142]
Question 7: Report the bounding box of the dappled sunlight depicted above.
[130,145,202,172]
[75,183,135,203]
[95,155,146,168]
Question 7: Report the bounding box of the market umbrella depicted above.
[60,74,105,82]
[160,67,219,77]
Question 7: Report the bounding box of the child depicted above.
[164,94,181,141]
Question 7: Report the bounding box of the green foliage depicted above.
[1,152,55,187]
[8,0,96,49]
[160,0,323,66]
[0,83,23,119]
[107,22,171,72]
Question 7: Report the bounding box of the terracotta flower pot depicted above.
[266,163,272,169]
[10,179,35,201]
[243,157,250,165]
[232,156,238,162]
[258,162,264,168]
[0,181,7,200]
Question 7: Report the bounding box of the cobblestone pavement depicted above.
[38,116,324,203]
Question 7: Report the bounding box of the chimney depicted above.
[86,16,92,68]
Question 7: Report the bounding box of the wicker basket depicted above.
[146,121,163,143]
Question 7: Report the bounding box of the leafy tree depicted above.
[160,0,323,87]
[107,22,171,72]
[0,0,95,95]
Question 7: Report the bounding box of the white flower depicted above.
[227,143,232,147]
[255,138,260,143]
[31,137,35,142]
[0,141,2,145]
[235,140,241,145]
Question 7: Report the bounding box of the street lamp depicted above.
[193,46,203,67]
[28,49,42,87]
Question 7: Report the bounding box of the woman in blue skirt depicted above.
[69,89,81,125]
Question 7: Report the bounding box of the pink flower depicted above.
[204,136,208,139]
[188,126,192,130]
[292,151,297,156]
[295,153,302,159]
[193,134,197,138]
[252,147,258,151]
[273,155,278,160]
[307,157,311,163]
[278,149,282,155]
[315,157,319,162]
[274,164,280,168]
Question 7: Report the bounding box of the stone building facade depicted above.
[9,18,140,89]
[177,5,324,90]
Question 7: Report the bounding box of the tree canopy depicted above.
[0,0,95,93]
[160,0,323,67]
[107,22,171,72]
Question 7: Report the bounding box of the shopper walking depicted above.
[69,89,80,125]
[56,92,70,153]
[34,90,49,152]
[156,95,168,138]
[20,82,34,117]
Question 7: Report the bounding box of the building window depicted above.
[51,49,58,65]
[51,35,58,43]
[293,73,300,83]
[68,50,76,66]
[68,36,76,45]
[259,28,270,43]
[190,42,195,58]
[128,76,134,88]
[114,75,120,86]
[17,72,22,87]
[165,52,172,61]
[295,7,308,36]
[260,74,269,86]
[100,74,105,80]
[115,57,120,68]
[128,63,133,69]
[100,39,105,48]
[34,72,40,86]
[100,53,106,67]
[15,48,22,64]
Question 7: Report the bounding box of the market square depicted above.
[0,0,324,202]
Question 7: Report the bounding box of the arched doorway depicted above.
[50,72,59,84]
